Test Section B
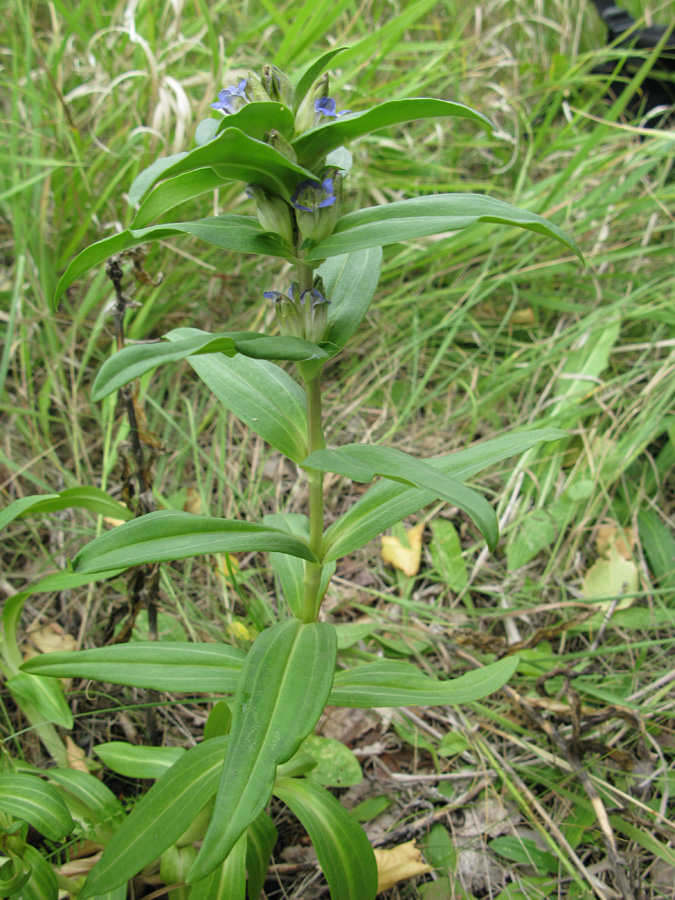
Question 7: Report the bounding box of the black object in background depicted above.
[589,0,675,124]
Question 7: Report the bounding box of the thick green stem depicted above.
[298,263,325,623]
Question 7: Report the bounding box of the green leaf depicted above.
[323,428,565,561]
[167,327,308,462]
[80,737,228,899]
[194,118,220,145]
[189,834,247,900]
[303,443,499,551]
[0,494,59,530]
[0,858,31,897]
[302,735,363,787]
[490,835,560,875]
[273,777,378,900]
[189,619,337,883]
[213,101,296,142]
[305,194,583,262]
[263,513,335,618]
[69,510,318,574]
[131,168,229,229]
[292,47,348,110]
[638,509,675,588]
[7,672,74,730]
[245,812,278,900]
[328,656,518,707]
[53,216,291,308]
[0,775,75,840]
[95,742,186,779]
[429,521,467,592]
[91,331,326,402]
[293,98,492,168]
[21,846,59,900]
[151,127,315,199]
[46,768,123,819]
[128,151,189,205]
[319,247,382,352]
[22,641,245,693]
[15,487,133,523]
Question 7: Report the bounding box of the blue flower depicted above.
[290,178,336,213]
[314,97,350,119]
[290,174,342,245]
[211,80,248,114]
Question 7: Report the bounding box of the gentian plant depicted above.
[15,48,581,899]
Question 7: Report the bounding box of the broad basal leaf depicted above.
[293,98,492,168]
[70,510,318,574]
[7,672,74,730]
[245,812,278,900]
[95,742,186,779]
[274,776,378,900]
[0,494,59,530]
[322,428,566,561]
[92,331,326,401]
[302,443,499,551]
[53,216,291,308]
[188,619,337,883]
[328,656,518,707]
[167,328,309,462]
[0,774,75,840]
[304,194,582,261]
[22,641,245,693]
[80,738,228,899]
[0,488,132,530]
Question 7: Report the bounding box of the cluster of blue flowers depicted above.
[210,64,351,342]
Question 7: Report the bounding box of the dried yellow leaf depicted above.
[66,736,89,773]
[373,839,432,893]
[381,523,424,577]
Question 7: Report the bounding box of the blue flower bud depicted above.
[261,65,294,107]
[265,278,331,342]
[314,97,351,119]
[290,170,342,245]
[294,73,330,133]
[245,185,295,249]
[210,80,249,114]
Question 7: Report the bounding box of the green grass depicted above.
[2,0,675,897]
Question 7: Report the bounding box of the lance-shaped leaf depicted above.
[7,672,74,730]
[95,743,186,779]
[70,510,318,574]
[328,656,518,707]
[128,150,189,206]
[22,641,244,693]
[167,327,309,462]
[1,488,133,531]
[147,128,315,200]
[53,216,291,308]
[263,513,336,618]
[0,774,75,840]
[293,98,492,168]
[302,443,499,552]
[292,46,348,110]
[131,167,229,229]
[245,812,278,900]
[22,846,59,900]
[304,193,583,261]
[92,331,326,401]
[0,494,59,530]
[190,833,247,900]
[188,619,337,883]
[79,738,228,899]
[319,247,383,353]
[323,428,566,561]
[274,777,378,900]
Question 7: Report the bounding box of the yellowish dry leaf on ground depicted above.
[582,542,638,610]
[66,736,89,773]
[511,307,536,325]
[24,622,77,661]
[182,487,203,515]
[373,840,432,893]
[596,523,636,560]
[381,523,424,577]
[226,620,254,642]
[102,516,126,527]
